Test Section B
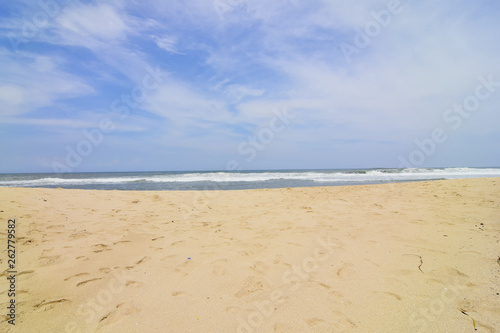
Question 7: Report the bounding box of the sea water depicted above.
[1,167,499,191]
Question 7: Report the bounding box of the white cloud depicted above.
[57,4,128,42]
[213,80,265,103]
[145,81,234,126]
[0,50,94,117]
[229,0,500,145]
[151,35,179,53]
[47,2,155,82]
[0,85,25,109]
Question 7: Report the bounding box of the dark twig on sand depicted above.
[402,254,424,273]
[458,308,477,331]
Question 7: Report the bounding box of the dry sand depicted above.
[1,178,499,332]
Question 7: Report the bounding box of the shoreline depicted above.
[1,178,499,332]
[0,176,494,192]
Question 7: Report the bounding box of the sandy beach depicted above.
[1,178,499,332]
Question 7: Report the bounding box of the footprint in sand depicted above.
[150,194,162,202]
[363,258,380,268]
[313,281,331,290]
[34,298,69,312]
[17,270,35,277]
[160,254,178,261]
[238,250,253,257]
[113,240,131,245]
[76,277,103,287]
[38,255,61,266]
[225,306,239,313]
[211,259,228,276]
[173,258,194,275]
[64,272,89,281]
[336,263,356,280]
[98,303,141,328]
[171,291,187,297]
[69,230,90,239]
[125,280,144,287]
[305,318,326,327]
[376,291,403,301]
[329,313,358,329]
[440,266,469,278]
[328,290,343,298]
[93,244,112,253]
[46,225,65,229]
[21,238,34,245]
[135,256,149,265]
[250,261,268,275]
[235,276,264,298]
[41,248,54,255]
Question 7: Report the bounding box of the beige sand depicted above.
[0,178,499,332]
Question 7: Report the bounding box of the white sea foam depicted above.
[1,168,499,187]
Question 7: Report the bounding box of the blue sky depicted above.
[1,0,499,173]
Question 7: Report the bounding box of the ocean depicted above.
[1,167,499,191]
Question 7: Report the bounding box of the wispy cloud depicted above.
[151,35,179,54]
[57,3,128,42]
[0,49,94,117]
